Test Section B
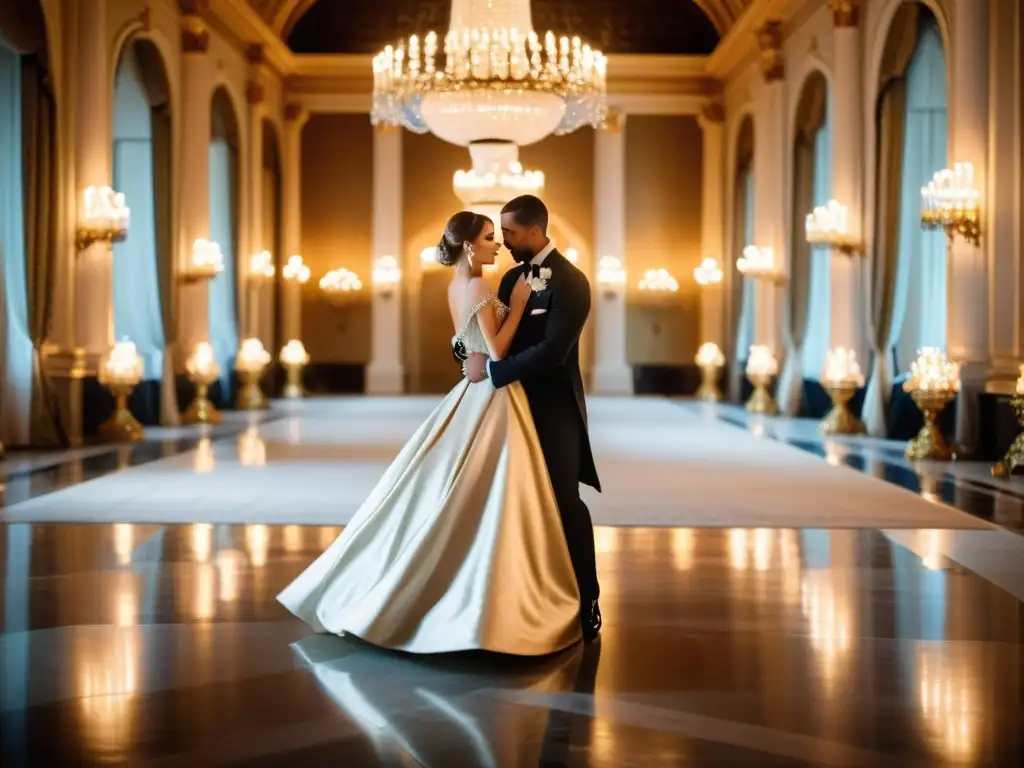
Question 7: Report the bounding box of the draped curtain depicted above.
[863,4,921,437]
[151,103,179,424]
[0,39,33,447]
[892,20,948,371]
[21,52,67,446]
[779,78,830,416]
[727,123,755,402]
[209,135,239,389]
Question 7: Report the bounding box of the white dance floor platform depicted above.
[0,395,995,530]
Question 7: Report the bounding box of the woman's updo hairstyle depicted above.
[437,211,489,267]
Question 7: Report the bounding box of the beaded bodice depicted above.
[454,294,509,355]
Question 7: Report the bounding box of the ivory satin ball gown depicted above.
[277,294,582,655]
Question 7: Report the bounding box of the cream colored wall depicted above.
[624,116,704,366]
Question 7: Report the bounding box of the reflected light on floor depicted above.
[594,527,619,554]
[193,438,215,473]
[194,562,215,619]
[113,523,134,566]
[216,549,244,602]
[247,524,269,567]
[801,571,852,691]
[238,426,267,467]
[917,647,977,763]
[115,579,137,627]
[192,523,212,562]
[76,628,140,760]
[319,526,340,548]
[921,529,946,570]
[729,529,775,572]
[671,529,694,571]
[283,525,303,553]
[824,441,845,467]
[919,474,942,504]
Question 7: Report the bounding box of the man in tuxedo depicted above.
[461,194,602,642]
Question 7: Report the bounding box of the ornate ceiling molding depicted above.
[246,0,754,38]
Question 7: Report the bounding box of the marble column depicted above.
[752,21,785,357]
[697,102,726,349]
[591,109,633,394]
[366,125,405,394]
[73,0,113,360]
[827,0,868,365]
[177,5,213,359]
[947,0,991,448]
[986,0,1021,378]
[245,45,267,343]
[281,103,309,344]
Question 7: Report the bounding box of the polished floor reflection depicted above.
[1,522,1021,766]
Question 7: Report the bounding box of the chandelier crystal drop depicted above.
[371,0,608,146]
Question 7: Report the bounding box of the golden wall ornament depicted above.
[756,20,785,82]
[992,396,1024,478]
[828,0,861,28]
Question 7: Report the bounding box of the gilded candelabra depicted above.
[745,345,778,415]
[97,341,144,442]
[992,395,1024,478]
[920,163,981,246]
[695,342,724,402]
[902,348,960,461]
[280,340,309,399]
[183,342,222,425]
[819,348,866,436]
[235,339,271,411]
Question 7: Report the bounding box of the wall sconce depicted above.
[806,199,862,254]
[565,247,579,265]
[596,255,626,298]
[638,268,679,293]
[693,257,723,286]
[737,245,783,283]
[319,268,363,304]
[249,250,275,282]
[372,255,401,297]
[283,255,311,283]
[180,238,224,282]
[77,186,130,250]
[420,246,443,272]
[920,162,981,245]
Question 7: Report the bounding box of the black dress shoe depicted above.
[582,599,602,642]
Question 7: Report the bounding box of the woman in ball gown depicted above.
[277,211,583,655]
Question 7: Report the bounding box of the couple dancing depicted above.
[277,195,601,655]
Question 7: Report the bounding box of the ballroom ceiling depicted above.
[247,0,753,53]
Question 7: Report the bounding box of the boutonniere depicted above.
[531,267,553,292]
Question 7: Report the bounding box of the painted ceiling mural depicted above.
[246,0,755,46]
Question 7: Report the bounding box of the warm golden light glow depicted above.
[284,525,303,553]
[745,345,778,377]
[246,524,270,568]
[193,438,215,474]
[671,529,694,571]
[192,523,212,562]
[237,426,267,467]
[906,348,961,392]
[693,257,723,285]
[737,245,777,279]
[76,627,140,758]
[320,268,363,295]
[596,256,626,294]
[113,523,134,566]
[249,250,275,279]
[186,342,219,380]
[283,255,311,283]
[637,268,679,293]
[821,347,865,387]
[100,341,144,387]
[372,256,402,291]
[916,645,978,762]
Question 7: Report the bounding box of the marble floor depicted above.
[1,396,1023,766]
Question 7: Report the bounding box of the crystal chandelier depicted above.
[371,0,608,147]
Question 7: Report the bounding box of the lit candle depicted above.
[186,341,219,379]
[745,345,778,377]
[696,342,724,367]
[100,339,144,385]
[236,338,271,373]
[280,339,310,366]
[283,255,311,283]
[821,347,865,387]
[906,347,960,392]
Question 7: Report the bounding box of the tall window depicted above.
[209,90,240,388]
[735,170,756,358]
[112,44,166,381]
[801,111,833,376]
[893,19,947,370]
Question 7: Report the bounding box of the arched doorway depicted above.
[864,2,949,437]
[778,69,830,415]
[111,37,175,425]
[209,86,241,401]
[0,0,64,448]
[727,115,755,402]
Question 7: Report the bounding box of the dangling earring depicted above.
[465,244,474,268]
